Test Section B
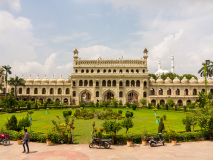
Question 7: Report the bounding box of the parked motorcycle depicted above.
[149,133,165,147]
[89,138,112,149]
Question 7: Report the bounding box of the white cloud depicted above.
[0,0,21,11]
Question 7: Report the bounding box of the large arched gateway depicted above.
[127,91,138,104]
[104,91,114,101]
[81,91,91,104]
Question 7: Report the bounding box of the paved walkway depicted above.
[0,141,213,160]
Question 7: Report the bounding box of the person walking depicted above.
[22,129,29,154]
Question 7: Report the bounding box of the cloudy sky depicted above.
[1,0,213,79]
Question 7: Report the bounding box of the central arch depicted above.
[127,90,138,104]
[103,90,114,101]
[80,90,91,104]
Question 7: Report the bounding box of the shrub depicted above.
[185,119,191,132]
[27,102,31,110]
[165,104,169,110]
[79,103,85,109]
[157,104,160,109]
[121,118,134,133]
[119,101,123,106]
[103,101,110,108]
[18,117,30,131]
[125,111,133,118]
[89,101,95,108]
[148,103,152,109]
[131,104,138,110]
[125,102,130,108]
[44,101,48,109]
[63,111,72,118]
[5,115,18,131]
[118,110,122,115]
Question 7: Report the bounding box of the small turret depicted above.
[143,48,148,61]
[73,48,79,66]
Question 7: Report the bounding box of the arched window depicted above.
[131,80,135,87]
[97,69,100,73]
[26,88,30,94]
[136,69,139,73]
[66,88,70,94]
[19,88,22,94]
[96,81,99,87]
[79,80,83,86]
[211,89,213,94]
[143,81,147,87]
[143,92,147,98]
[150,88,155,95]
[108,69,111,73]
[42,88,46,94]
[193,89,197,95]
[103,69,106,73]
[119,69,122,73]
[107,80,111,86]
[113,69,116,73]
[185,89,188,95]
[167,89,171,95]
[202,89,205,92]
[126,69,129,73]
[91,69,94,73]
[112,80,116,86]
[131,69,134,73]
[73,81,76,86]
[143,69,145,73]
[86,69,89,73]
[34,88,38,94]
[119,91,123,98]
[126,80,130,87]
[160,99,165,105]
[176,89,180,95]
[89,80,93,86]
[96,91,99,97]
[136,80,140,87]
[84,80,88,86]
[102,80,106,86]
[58,88,62,94]
[177,100,183,106]
[119,81,123,87]
[81,69,84,73]
[159,88,163,95]
[75,69,78,73]
[50,88,54,94]
[73,91,76,97]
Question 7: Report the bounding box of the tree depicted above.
[18,117,30,130]
[5,115,18,131]
[166,99,175,107]
[2,65,12,96]
[148,73,158,80]
[158,118,165,133]
[179,74,198,80]
[0,90,17,112]
[121,118,134,134]
[161,72,179,80]
[112,98,118,108]
[8,76,25,97]
[197,91,213,108]
[198,61,213,77]
[139,99,147,107]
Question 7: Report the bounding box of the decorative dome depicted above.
[156,77,164,84]
[149,77,155,83]
[181,77,189,84]
[208,77,213,84]
[65,76,71,83]
[50,76,57,83]
[26,75,34,83]
[57,76,65,83]
[42,76,49,84]
[34,76,42,83]
[21,75,26,83]
[173,77,180,84]
[198,77,205,84]
[165,77,172,84]
[189,77,198,84]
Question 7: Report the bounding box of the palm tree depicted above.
[8,76,25,98]
[198,61,213,77]
[2,65,12,96]
[0,69,4,92]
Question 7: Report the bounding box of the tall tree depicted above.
[0,69,4,92]
[148,73,158,80]
[198,61,213,77]
[8,76,25,97]
[179,74,198,80]
[2,65,12,96]
[161,72,179,80]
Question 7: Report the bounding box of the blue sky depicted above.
[1,0,213,79]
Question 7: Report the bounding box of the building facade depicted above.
[1,49,213,106]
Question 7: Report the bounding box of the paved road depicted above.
[0,141,213,160]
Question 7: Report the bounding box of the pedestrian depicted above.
[22,129,29,154]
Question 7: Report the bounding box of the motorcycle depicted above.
[149,133,165,147]
[89,138,112,149]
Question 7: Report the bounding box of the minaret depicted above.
[158,60,161,70]
[171,54,174,73]
[73,48,79,66]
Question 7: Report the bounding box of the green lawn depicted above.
[0,108,200,143]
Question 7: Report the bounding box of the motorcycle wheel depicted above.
[89,143,94,148]
[150,143,154,147]
[104,142,111,149]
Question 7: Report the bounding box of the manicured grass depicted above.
[0,108,200,143]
